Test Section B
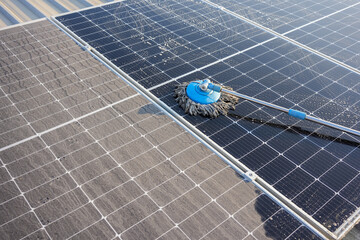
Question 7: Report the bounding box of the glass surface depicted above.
[57,0,360,235]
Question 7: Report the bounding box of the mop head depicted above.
[174,81,238,118]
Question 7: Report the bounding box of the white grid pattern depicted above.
[54,0,360,238]
[0,19,298,240]
[1,0,358,238]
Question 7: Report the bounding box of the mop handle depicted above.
[205,81,360,138]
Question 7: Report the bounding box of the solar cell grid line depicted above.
[285,6,360,70]
[0,24,146,154]
[0,57,100,93]
[1,112,172,191]
[0,23,183,238]
[73,111,232,240]
[186,30,360,238]
[38,39,324,240]
[1,82,139,151]
[0,38,70,240]
[156,64,358,189]
[206,0,359,34]
[57,0,272,88]
[146,40,272,93]
[2,42,104,87]
[1,104,168,197]
[15,22,141,113]
[178,47,360,148]
[2,120,136,236]
[0,41,64,140]
[0,20,314,240]
[169,68,360,233]
[0,19,348,240]
[55,119,185,239]
[0,93,141,155]
[58,7,188,87]
[59,2,348,234]
[67,4,219,74]
[135,3,282,88]
[153,44,360,136]
[0,88,292,240]
[0,159,53,239]
[38,0,360,160]
[151,1,272,43]
[147,2,268,47]
[203,0,360,73]
[9,69,112,101]
[0,35,127,240]
[0,46,74,123]
[93,0,360,124]
[52,0,360,237]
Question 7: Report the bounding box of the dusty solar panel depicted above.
[0,19,324,240]
[54,0,360,239]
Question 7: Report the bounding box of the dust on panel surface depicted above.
[0,20,321,240]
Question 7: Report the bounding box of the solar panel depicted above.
[206,0,360,70]
[55,0,360,238]
[1,20,312,240]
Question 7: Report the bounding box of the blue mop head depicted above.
[174,79,238,118]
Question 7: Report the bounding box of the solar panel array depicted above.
[0,20,323,240]
[55,0,360,238]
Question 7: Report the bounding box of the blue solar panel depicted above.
[207,0,360,70]
[56,0,360,237]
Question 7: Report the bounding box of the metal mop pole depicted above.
[201,79,360,138]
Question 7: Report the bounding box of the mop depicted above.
[174,79,360,138]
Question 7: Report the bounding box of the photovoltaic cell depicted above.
[56,0,360,237]
[285,6,360,70]
[207,0,359,32]
[207,0,360,70]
